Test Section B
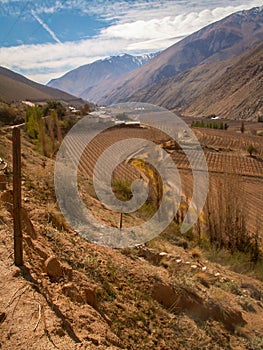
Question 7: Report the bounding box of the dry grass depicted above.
[191,247,202,260]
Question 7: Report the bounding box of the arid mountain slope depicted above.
[47,53,157,103]
[127,42,263,120]
[97,6,263,105]
[0,126,263,350]
[127,59,228,109]
[0,66,84,105]
[183,42,263,120]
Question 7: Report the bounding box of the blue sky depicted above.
[0,0,262,84]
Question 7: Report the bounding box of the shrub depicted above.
[43,100,66,118]
[0,103,16,125]
[191,120,225,130]
[247,144,258,157]
[112,179,132,201]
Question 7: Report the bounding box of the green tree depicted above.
[25,106,42,139]
[43,101,66,118]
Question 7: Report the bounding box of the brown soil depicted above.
[0,126,263,350]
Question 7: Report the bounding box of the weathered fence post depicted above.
[12,127,23,266]
[120,213,123,230]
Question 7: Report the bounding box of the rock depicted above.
[21,207,37,239]
[152,282,246,330]
[241,283,262,301]
[61,263,73,280]
[62,283,83,303]
[159,252,168,256]
[152,282,178,309]
[84,288,97,309]
[0,312,6,323]
[33,241,49,260]
[137,247,162,265]
[10,267,21,278]
[62,283,97,308]
[45,256,62,280]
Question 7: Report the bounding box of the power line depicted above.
[0,1,31,47]
[29,0,69,40]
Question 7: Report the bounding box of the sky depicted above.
[0,0,262,84]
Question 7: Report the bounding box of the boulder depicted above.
[45,256,62,280]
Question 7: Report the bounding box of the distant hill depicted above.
[127,42,263,120]
[0,66,84,106]
[96,6,263,106]
[47,53,157,103]
[129,44,263,119]
[182,42,263,120]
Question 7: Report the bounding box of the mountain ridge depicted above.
[96,6,263,106]
[47,53,158,103]
[126,41,263,120]
[0,66,84,106]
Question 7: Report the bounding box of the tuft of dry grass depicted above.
[46,203,70,231]
[191,247,202,260]
[195,272,216,288]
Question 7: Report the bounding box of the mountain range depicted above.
[46,6,263,120]
[0,66,84,106]
[97,6,263,107]
[128,41,263,120]
[1,6,262,121]
[48,53,157,103]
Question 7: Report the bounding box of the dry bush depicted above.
[195,272,216,288]
[191,247,202,260]
[47,203,70,231]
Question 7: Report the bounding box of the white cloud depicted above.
[100,3,263,41]
[0,0,262,84]
[0,37,131,83]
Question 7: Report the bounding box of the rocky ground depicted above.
[0,128,263,350]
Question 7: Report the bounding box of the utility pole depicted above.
[13,127,23,266]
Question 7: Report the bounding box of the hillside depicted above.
[97,6,263,106]
[182,42,263,120]
[47,53,157,103]
[127,42,263,120]
[127,59,228,109]
[0,67,84,106]
[0,118,263,349]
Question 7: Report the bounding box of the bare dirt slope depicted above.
[127,42,263,121]
[0,67,83,105]
[0,127,263,350]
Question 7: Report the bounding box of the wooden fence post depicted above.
[13,127,23,266]
[120,213,123,230]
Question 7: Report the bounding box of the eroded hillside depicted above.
[0,124,263,349]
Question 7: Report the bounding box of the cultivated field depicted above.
[70,119,263,239]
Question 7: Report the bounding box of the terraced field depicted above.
[67,123,263,237]
[195,128,263,156]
